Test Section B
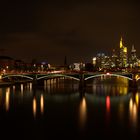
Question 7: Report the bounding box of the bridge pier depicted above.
[32,76,38,88]
[79,80,86,89]
[79,72,86,93]
[129,78,138,91]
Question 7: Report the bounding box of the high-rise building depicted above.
[96,53,105,69]
[119,37,128,67]
[96,53,111,70]
[131,45,137,61]
[111,49,119,67]
[129,45,138,67]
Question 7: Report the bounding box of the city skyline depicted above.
[0,0,140,64]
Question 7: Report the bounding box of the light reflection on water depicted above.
[0,77,140,138]
[129,93,139,130]
[21,84,24,95]
[40,94,44,115]
[105,96,111,124]
[79,96,87,129]
[33,97,37,118]
[5,87,10,111]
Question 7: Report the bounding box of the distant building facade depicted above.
[70,62,85,71]
[0,56,15,72]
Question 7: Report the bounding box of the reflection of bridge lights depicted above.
[133,104,137,117]
[135,93,139,106]
[105,96,111,124]
[129,98,138,127]
[81,98,86,109]
[118,86,128,95]
[33,97,37,118]
[129,98,133,110]
[106,96,110,112]
[21,84,24,94]
[79,97,87,129]
[5,88,10,111]
[0,75,2,80]
[40,94,44,115]
[29,83,32,91]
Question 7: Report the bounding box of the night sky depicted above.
[0,0,140,65]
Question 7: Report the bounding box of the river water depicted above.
[0,77,140,139]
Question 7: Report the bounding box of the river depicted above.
[0,77,140,139]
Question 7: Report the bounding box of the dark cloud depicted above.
[0,0,140,64]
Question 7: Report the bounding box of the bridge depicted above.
[1,71,139,80]
[1,71,136,81]
[0,71,139,90]
[1,70,140,83]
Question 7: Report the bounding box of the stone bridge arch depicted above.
[37,74,80,81]
[84,73,133,81]
[2,74,34,80]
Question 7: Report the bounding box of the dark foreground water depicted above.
[0,77,140,139]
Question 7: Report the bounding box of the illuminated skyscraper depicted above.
[119,37,128,67]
